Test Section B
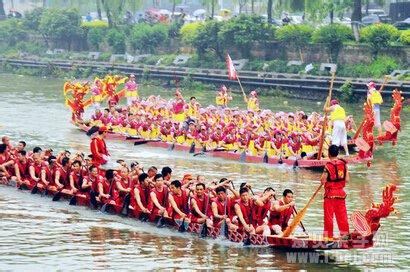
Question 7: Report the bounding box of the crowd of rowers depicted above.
[0,136,299,236]
[83,86,356,159]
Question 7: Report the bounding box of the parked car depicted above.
[362,14,381,25]
[394,18,410,30]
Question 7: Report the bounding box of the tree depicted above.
[130,23,169,53]
[219,14,274,58]
[101,0,126,27]
[39,8,84,50]
[87,28,105,50]
[276,24,314,62]
[96,0,102,20]
[360,23,400,58]
[193,20,223,59]
[312,24,353,62]
[180,22,202,46]
[351,0,361,22]
[0,19,28,46]
[0,0,5,17]
[23,8,44,31]
[267,0,273,23]
[107,28,126,53]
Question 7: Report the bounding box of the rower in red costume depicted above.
[211,184,239,231]
[41,156,57,191]
[190,183,212,227]
[90,126,110,167]
[320,144,350,239]
[148,174,169,221]
[53,157,70,193]
[130,173,151,216]
[168,180,191,223]
[68,160,84,195]
[13,150,31,188]
[29,153,45,190]
[252,187,276,235]
[268,189,295,235]
[112,167,132,207]
[233,187,255,234]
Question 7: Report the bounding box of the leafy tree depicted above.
[39,8,84,50]
[276,24,314,62]
[0,0,5,17]
[312,24,353,62]
[23,8,44,31]
[360,23,400,58]
[107,28,126,53]
[0,19,28,46]
[87,28,105,50]
[193,20,223,59]
[130,23,169,53]
[218,14,274,58]
[180,22,202,46]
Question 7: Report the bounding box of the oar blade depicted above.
[31,186,38,195]
[52,191,62,201]
[239,151,246,163]
[189,143,196,153]
[69,196,77,206]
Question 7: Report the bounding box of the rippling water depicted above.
[0,73,409,270]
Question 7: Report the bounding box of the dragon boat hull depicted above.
[73,122,371,170]
[1,178,395,251]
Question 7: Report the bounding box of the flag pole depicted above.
[236,77,247,103]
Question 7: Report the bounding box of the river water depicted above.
[0,73,409,270]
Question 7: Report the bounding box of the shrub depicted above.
[130,23,169,53]
[106,28,126,54]
[15,41,43,54]
[339,80,354,102]
[81,20,109,28]
[276,24,314,62]
[0,19,28,46]
[219,14,275,58]
[312,24,353,63]
[23,8,44,31]
[193,20,224,59]
[368,56,398,78]
[87,28,105,50]
[39,8,84,50]
[360,24,400,58]
[180,22,202,46]
[399,30,410,45]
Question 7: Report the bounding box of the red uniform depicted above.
[130,184,150,212]
[55,167,69,189]
[148,186,169,219]
[323,159,349,238]
[15,160,30,182]
[112,178,131,206]
[189,194,209,223]
[90,137,109,167]
[235,199,254,230]
[43,165,56,186]
[29,161,43,187]
[211,197,232,225]
[268,200,293,231]
[252,200,271,227]
[169,190,189,219]
[70,170,83,191]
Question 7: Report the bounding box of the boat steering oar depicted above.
[281,183,323,237]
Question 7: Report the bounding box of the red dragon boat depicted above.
[0,178,397,250]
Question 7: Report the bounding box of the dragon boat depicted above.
[0,178,397,250]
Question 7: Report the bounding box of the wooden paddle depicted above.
[89,190,98,209]
[218,199,229,239]
[101,179,115,213]
[156,188,169,228]
[120,193,131,216]
[273,195,307,234]
[189,142,196,153]
[134,139,160,146]
[200,192,211,238]
[281,183,323,237]
[317,72,336,160]
[69,195,77,205]
[52,189,64,201]
[178,191,191,232]
[262,151,269,163]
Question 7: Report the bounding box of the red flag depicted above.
[226,54,237,80]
